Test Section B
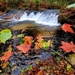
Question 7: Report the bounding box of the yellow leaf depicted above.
[47,40,52,47]
[0,70,2,73]
[12,66,18,71]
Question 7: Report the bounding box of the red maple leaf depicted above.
[0,50,13,62]
[62,23,74,34]
[16,36,33,53]
[60,41,75,53]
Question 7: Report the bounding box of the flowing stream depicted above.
[0,9,60,26]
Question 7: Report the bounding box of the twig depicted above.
[50,48,75,70]
[39,47,75,70]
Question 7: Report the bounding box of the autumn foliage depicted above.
[61,23,74,34]
[16,36,33,53]
[34,35,43,50]
[60,41,75,53]
[60,24,75,53]
[0,45,13,62]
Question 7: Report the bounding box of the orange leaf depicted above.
[24,36,32,45]
[36,34,43,40]
[16,44,31,53]
[34,35,43,50]
[62,24,74,34]
[2,62,7,69]
[36,70,44,75]
[16,36,33,53]
[60,41,75,53]
[34,42,42,50]
[0,50,13,62]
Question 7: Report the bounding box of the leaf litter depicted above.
[0,24,75,75]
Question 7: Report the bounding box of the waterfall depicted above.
[0,10,60,26]
[18,10,60,26]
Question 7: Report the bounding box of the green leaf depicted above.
[20,69,25,73]
[0,29,12,44]
[19,39,24,44]
[27,65,33,70]
[42,41,48,49]
[16,34,24,38]
[35,60,39,64]
[67,65,72,71]
[42,40,51,49]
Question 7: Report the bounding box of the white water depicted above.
[0,10,60,26]
[18,10,60,26]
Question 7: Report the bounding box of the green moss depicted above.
[1,0,75,11]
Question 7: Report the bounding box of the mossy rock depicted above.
[68,54,75,66]
[58,4,75,26]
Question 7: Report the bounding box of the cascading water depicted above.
[0,10,60,26]
[18,10,60,26]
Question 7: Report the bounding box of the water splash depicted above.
[18,10,60,26]
[0,10,60,26]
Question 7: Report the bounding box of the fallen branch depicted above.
[39,47,75,70]
[50,48,75,70]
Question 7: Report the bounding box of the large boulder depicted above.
[58,4,75,26]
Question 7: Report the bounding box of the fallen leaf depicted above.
[34,35,43,50]
[16,36,33,53]
[12,66,18,71]
[0,50,13,62]
[0,45,13,62]
[34,35,51,50]
[62,23,74,34]
[36,34,43,40]
[24,36,33,45]
[2,62,7,69]
[16,44,31,53]
[60,41,75,53]
[34,41,42,50]
[0,29,12,44]
[42,40,52,49]
[36,70,44,75]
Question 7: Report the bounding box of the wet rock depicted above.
[0,10,24,21]
[68,54,75,66]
